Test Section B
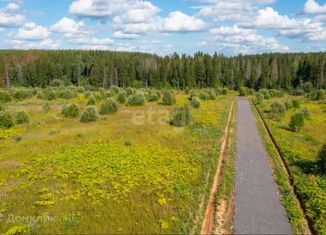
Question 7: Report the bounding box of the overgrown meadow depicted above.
[251,88,326,234]
[0,86,232,234]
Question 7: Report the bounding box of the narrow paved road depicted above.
[234,98,292,234]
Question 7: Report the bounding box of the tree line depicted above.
[0,50,325,90]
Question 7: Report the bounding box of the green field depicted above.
[255,94,326,234]
[0,87,233,234]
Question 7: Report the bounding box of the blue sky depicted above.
[0,0,326,55]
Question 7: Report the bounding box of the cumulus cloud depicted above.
[5,39,62,50]
[69,0,158,18]
[70,36,114,45]
[112,31,140,39]
[251,7,326,41]
[50,17,92,37]
[303,0,326,14]
[200,25,289,54]
[16,23,51,41]
[0,2,25,27]
[163,11,206,32]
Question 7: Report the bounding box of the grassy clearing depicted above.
[0,89,232,234]
[254,95,326,234]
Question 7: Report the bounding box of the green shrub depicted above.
[84,91,92,98]
[318,144,326,173]
[189,97,200,109]
[126,87,134,96]
[148,93,159,102]
[42,103,51,113]
[0,111,14,129]
[289,112,305,132]
[46,90,57,100]
[13,89,29,100]
[80,106,97,123]
[0,105,4,111]
[116,91,127,104]
[299,107,311,119]
[100,98,118,115]
[77,86,85,93]
[15,111,29,124]
[36,91,45,99]
[87,96,96,105]
[170,105,192,127]
[292,89,304,96]
[162,90,176,105]
[271,101,286,118]
[49,79,64,87]
[0,91,12,103]
[199,91,210,100]
[127,92,146,106]
[284,100,293,110]
[208,90,217,100]
[316,90,325,100]
[239,87,246,96]
[292,100,301,109]
[62,104,80,118]
[221,88,228,95]
[110,85,120,94]
[255,93,264,104]
[59,89,76,99]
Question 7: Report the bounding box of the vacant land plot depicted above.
[0,88,233,234]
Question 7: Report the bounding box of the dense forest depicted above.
[0,50,325,90]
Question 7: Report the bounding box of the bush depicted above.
[116,91,127,104]
[80,106,97,123]
[148,93,159,102]
[77,86,85,93]
[62,104,80,118]
[84,91,92,98]
[162,90,176,105]
[126,87,134,96]
[199,91,210,100]
[13,89,29,100]
[42,103,51,113]
[208,90,217,100]
[289,112,305,132]
[170,105,192,127]
[284,100,293,110]
[316,90,325,100]
[0,91,12,103]
[0,111,14,129]
[221,88,228,95]
[46,90,57,100]
[292,89,304,96]
[255,93,264,104]
[299,107,311,119]
[36,91,45,99]
[87,96,96,105]
[127,92,146,106]
[100,98,118,115]
[59,89,76,99]
[318,144,326,173]
[239,87,246,96]
[15,111,29,124]
[49,79,64,87]
[189,97,201,109]
[292,100,301,109]
[271,101,286,118]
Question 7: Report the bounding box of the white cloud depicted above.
[251,7,326,41]
[303,0,326,14]
[16,23,51,40]
[112,31,140,39]
[70,36,114,45]
[5,39,61,50]
[201,25,289,54]
[163,11,206,32]
[0,3,25,27]
[69,0,158,18]
[50,17,92,37]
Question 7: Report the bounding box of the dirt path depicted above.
[234,98,292,234]
[200,101,234,234]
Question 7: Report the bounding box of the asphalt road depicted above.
[234,98,292,234]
